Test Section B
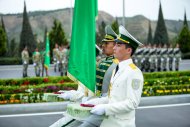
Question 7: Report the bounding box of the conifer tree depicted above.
[1,16,8,55]
[153,2,169,46]
[0,26,6,56]
[111,17,119,34]
[19,1,36,56]
[10,38,17,56]
[183,10,188,27]
[177,11,190,54]
[147,20,153,45]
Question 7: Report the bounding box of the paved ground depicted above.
[0,103,190,127]
[0,64,63,79]
[0,95,190,127]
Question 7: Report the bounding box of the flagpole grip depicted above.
[96,44,102,54]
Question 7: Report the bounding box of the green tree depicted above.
[19,1,36,56]
[177,26,190,53]
[147,20,153,45]
[183,10,188,28]
[39,27,47,51]
[153,2,169,46]
[1,16,8,55]
[49,19,68,55]
[96,21,106,45]
[177,11,190,54]
[111,18,119,34]
[0,26,6,56]
[10,38,18,56]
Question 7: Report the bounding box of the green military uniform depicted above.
[57,48,67,76]
[32,50,41,77]
[40,50,46,77]
[53,48,59,72]
[21,48,29,77]
[96,56,115,96]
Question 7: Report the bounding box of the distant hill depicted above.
[0,8,189,44]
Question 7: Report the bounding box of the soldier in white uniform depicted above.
[149,44,157,72]
[174,44,181,71]
[85,25,144,127]
[161,44,168,71]
[168,44,174,71]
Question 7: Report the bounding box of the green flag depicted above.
[44,33,50,69]
[68,0,97,95]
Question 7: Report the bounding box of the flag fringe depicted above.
[67,71,94,96]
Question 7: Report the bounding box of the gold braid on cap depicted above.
[117,37,129,44]
[105,35,115,41]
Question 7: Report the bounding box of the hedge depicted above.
[143,84,190,96]
[143,71,190,79]
[0,70,190,104]
[0,83,77,94]
[0,76,73,86]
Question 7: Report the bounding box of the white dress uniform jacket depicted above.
[99,58,144,127]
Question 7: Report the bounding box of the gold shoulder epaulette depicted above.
[112,58,119,64]
[129,63,137,70]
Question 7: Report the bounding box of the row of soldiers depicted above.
[21,46,48,77]
[21,44,69,77]
[132,44,182,72]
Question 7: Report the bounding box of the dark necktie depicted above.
[114,65,119,76]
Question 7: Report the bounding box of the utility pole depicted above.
[122,0,125,27]
[70,0,73,40]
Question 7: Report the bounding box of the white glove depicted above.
[81,96,93,103]
[82,97,89,103]
[24,61,27,64]
[58,90,65,93]
[84,98,100,105]
[33,63,36,66]
[90,104,106,115]
[58,90,76,100]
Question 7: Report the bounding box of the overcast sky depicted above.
[0,0,190,20]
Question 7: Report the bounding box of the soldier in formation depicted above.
[57,45,68,76]
[173,44,181,71]
[133,43,181,72]
[21,46,29,77]
[52,43,59,72]
[32,48,41,77]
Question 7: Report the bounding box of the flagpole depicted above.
[122,0,125,27]
[70,0,73,38]
[96,44,102,54]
